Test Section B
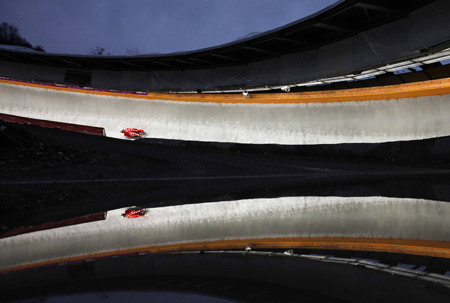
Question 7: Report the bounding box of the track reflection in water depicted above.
[2,196,450,273]
[2,79,450,301]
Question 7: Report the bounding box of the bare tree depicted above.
[0,22,45,52]
[88,46,111,55]
[0,22,20,44]
[125,46,141,56]
[34,45,45,52]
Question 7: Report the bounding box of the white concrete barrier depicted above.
[1,197,450,272]
[2,81,450,144]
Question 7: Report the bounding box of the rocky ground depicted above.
[1,118,450,235]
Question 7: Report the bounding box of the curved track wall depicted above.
[1,196,450,273]
[2,79,450,144]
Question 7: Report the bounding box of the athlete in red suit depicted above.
[122,208,146,218]
[121,128,144,138]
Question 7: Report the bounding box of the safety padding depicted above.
[0,113,106,136]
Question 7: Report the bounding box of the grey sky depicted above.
[0,0,338,55]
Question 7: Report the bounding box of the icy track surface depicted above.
[1,196,450,271]
[1,82,450,144]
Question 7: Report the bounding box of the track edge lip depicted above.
[2,237,450,274]
[2,78,450,104]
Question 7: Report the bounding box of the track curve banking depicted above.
[1,78,450,144]
[1,196,450,273]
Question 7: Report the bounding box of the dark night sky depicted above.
[0,0,338,55]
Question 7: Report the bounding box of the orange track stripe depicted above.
[2,237,450,273]
[2,78,450,104]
